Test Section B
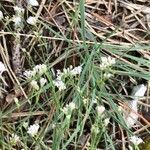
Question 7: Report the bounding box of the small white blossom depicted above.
[104,118,110,126]
[30,80,39,90]
[10,134,19,145]
[56,65,82,78]
[56,69,62,76]
[129,136,143,145]
[53,79,66,91]
[0,61,6,75]
[70,66,82,75]
[83,98,88,105]
[69,102,76,110]
[14,6,24,14]
[40,78,47,87]
[33,64,47,75]
[0,11,4,20]
[96,105,105,115]
[104,73,112,78]
[100,56,116,70]
[62,102,76,114]
[62,107,68,114]
[27,123,39,137]
[13,16,22,26]
[27,16,37,25]
[23,70,36,79]
[27,0,39,6]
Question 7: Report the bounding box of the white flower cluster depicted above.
[26,0,39,26]
[56,65,82,78]
[27,123,40,137]
[13,6,24,27]
[23,64,47,90]
[100,56,116,70]
[53,79,66,91]
[91,125,100,134]
[129,136,143,145]
[96,105,105,116]
[99,56,116,79]
[53,65,82,91]
[61,102,76,119]
[96,105,110,126]
[62,102,76,114]
[10,134,20,145]
[1,2,38,26]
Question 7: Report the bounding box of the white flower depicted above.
[23,70,36,79]
[56,69,62,76]
[33,64,47,75]
[101,57,108,64]
[27,123,40,137]
[100,56,116,70]
[40,78,47,87]
[83,98,88,105]
[104,118,110,126]
[108,56,116,65]
[14,6,24,14]
[129,136,143,145]
[30,80,39,90]
[69,102,76,110]
[96,105,105,115]
[53,79,66,91]
[70,66,82,75]
[62,106,68,114]
[0,61,6,75]
[56,65,82,78]
[27,16,37,25]
[13,16,22,26]
[10,134,19,145]
[103,73,112,78]
[0,11,4,20]
[27,0,39,6]
[62,102,76,114]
